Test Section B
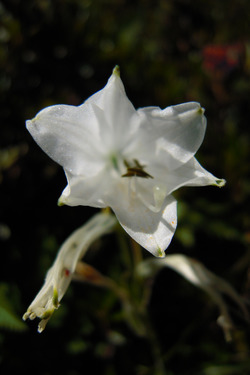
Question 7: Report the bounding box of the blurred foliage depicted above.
[0,283,27,331]
[1,0,250,374]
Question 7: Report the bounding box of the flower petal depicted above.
[129,177,167,213]
[58,169,113,208]
[23,211,117,332]
[85,70,138,147]
[26,104,104,176]
[149,157,225,195]
[111,193,177,257]
[137,102,207,170]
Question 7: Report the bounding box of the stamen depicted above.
[122,159,153,179]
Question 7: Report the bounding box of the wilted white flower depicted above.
[23,212,116,332]
[137,254,249,341]
[26,66,225,257]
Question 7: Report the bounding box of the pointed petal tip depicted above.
[197,106,205,116]
[25,119,32,129]
[57,197,65,206]
[38,320,47,333]
[22,312,28,321]
[112,65,120,77]
[155,248,166,258]
[214,178,226,188]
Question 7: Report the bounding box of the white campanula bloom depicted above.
[26,66,225,257]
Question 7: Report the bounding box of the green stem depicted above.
[145,317,167,375]
[114,223,166,373]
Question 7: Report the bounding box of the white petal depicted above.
[85,70,138,147]
[172,157,226,190]
[59,169,113,208]
[130,177,167,213]
[147,157,225,196]
[111,193,177,257]
[26,104,104,176]
[137,102,207,170]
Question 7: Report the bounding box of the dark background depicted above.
[0,0,250,374]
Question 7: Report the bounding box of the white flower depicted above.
[137,255,249,341]
[26,66,225,257]
[23,211,116,332]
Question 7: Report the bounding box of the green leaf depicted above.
[0,306,27,332]
[0,284,27,332]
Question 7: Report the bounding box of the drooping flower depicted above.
[23,211,116,332]
[26,66,225,257]
[137,254,249,341]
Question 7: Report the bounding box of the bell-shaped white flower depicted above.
[26,66,225,257]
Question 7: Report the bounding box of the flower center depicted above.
[122,159,153,179]
[109,153,154,178]
[109,154,153,179]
